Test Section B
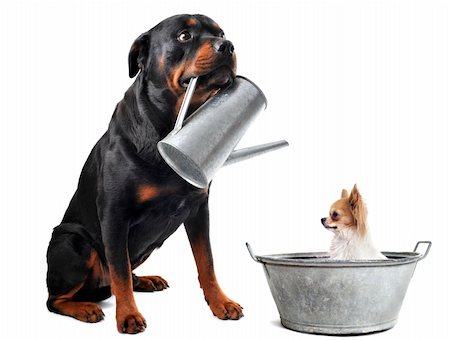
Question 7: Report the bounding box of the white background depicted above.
[0,0,448,339]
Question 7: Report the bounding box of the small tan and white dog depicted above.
[321,184,386,260]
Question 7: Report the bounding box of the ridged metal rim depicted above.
[281,318,397,335]
[235,75,268,110]
[255,251,422,267]
[157,141,208,188]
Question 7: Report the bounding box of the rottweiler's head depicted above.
[129,14,237,113]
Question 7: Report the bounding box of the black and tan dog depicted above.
[46,14,242,334]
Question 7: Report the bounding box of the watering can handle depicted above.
[172,77,199,134]
[413,241,432,261]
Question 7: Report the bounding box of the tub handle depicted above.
[413,241,432,261]
[246,242,260,263]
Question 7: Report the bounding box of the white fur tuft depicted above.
[329,228,386,260]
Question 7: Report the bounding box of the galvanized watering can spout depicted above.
[157,76,288,188]
[224,140,289,166]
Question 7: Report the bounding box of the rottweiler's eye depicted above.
[177,31,192,42]
[331,211,339,220]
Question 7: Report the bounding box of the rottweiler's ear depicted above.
[128,33,150,78]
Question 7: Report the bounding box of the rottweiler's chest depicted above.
[127,185,208,265]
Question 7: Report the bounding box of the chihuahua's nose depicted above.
[321,217,326,225]
[214,40,234,56]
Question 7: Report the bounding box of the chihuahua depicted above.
[321,184,386,260]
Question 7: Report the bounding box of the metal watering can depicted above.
[157,76,288,188]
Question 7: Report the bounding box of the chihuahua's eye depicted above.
[177,31,192,42]
[331,211,339,220]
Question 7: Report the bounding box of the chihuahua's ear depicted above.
[128,32,150,78]
[349,184,361,209]
[341,189,349,198]
[349,184,367,237]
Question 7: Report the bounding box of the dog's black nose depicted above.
[214,40,234,55]
[321,218,327,224]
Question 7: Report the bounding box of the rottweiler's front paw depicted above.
[208,294,244,320]
[117,312,147,334]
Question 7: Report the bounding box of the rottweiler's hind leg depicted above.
[46,224,106,323]
[132,273,169,292]
[47,284,105,323]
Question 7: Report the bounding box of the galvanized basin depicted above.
[247,241,431,335]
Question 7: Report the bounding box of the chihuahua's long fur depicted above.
[321,185,386,260]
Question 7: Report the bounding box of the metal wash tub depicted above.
[246,241,431,335]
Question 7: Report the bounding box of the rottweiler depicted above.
[46,14,242,334]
